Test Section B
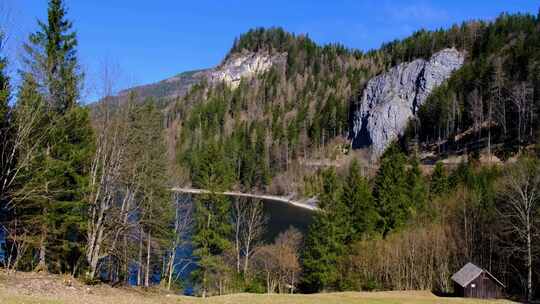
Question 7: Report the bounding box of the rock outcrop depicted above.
[351,48,465,156]
[209,51,286,88]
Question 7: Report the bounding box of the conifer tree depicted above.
[430,161,449,196]
[302,168,349,292]
[0,31,8,131]
[407,157,428,212]
[23,0,81,113]
[126,101,174,286]
[191,143,233,297]
[16,0,94,273]
[0,29,11,201]
[342,159,378,240]
[373,143,410,236]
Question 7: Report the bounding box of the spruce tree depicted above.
[0,30,11,200]
[123,101,174,285]
[302,168,349,292]
[23,0,81,113]
[373,143,409,236]
[17,0,94,273]
[407,157,428,212]
[430,161,449,196]
[342,159,378,240]
[0,32,9,131]
[191,143,233,297]
[0,29,12,251]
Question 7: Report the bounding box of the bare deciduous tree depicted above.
[497,157,540,302]
[231,198,266,278]
[85,61,133,280]
[252,227,302,294]
[509,82,534,150]
[491,57,507,136]
[242,199,266,277]
[469,88,483,138]
[163,193,193,290]
[231,197,244,274]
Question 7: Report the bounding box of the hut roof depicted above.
[451,262,505,288]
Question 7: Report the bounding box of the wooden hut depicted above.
[451,262,505,299]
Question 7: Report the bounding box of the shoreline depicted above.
[171,187,319,211]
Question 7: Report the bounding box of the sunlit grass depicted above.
[0,289,516,304]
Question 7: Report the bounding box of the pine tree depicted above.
[15,0,94,273]
[407,157,428,212]
[302,168,349,292]
[23,0,81,113]
[191,143,233,297]
[0,29,13,252]
[127,101,174,286]
[0,30,11,201]
[192,192,232,297]
[45,107,94,273]
[342,159,378,240]
[430,161,449,196]
[0,32,9,131]
[373,143,409,236]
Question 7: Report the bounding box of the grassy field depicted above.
[0,271,515,304]
[0,290,517,304]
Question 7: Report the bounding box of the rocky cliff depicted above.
[351,48,465,156]
[209,51,286,88]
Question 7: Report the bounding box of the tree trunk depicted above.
[35,228,47,272]
[137,229,143,286]
[234,200,242,274]
[488,99,492,163]
[124,235,129,284]
[202,269,207,298]
[527,223,532,303]
[290,271,295,294]
[166,248,176,290]
[243,237,251,276]
[145,230,151,287]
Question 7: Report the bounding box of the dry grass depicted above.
[0,271,516,304]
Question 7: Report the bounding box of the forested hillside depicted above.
[168,28,377,193]
[163,12,540,195]
[1,0,539,302]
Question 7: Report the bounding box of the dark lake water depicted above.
[259,197,314,240]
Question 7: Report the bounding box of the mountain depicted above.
[117,69,208,101]
[110,50,287,104]
[99,14,540,194]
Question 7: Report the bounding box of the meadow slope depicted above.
[0,271,515,304]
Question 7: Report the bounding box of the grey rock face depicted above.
[352,48,465,156]
[209,51,286,88]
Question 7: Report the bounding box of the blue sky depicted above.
[6,1,540,101]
